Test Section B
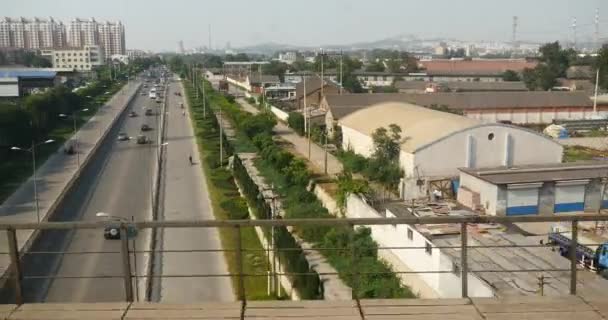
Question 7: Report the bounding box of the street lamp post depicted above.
[59,108,89,167]
[96,212,139,301]
[11,139,55,223]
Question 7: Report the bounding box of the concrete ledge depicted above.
[3,296,608,319]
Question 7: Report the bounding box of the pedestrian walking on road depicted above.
[182,110,186,116]
[189,155,193,165]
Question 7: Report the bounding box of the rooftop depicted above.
[0,68,56,79]
[339,101,480,153]
[324,91,593,116]
[420,59,538,76]
[459,161,608,185]
[382,200,608,298]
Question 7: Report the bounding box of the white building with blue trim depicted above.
[458,162,608,216]
[338,101,564,200]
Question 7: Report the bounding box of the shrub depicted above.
[287,112,305,136]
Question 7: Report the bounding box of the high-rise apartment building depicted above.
[69,18,125,57]
[0,17,67,49]
[97,21,125,56]
[1,17,126,60]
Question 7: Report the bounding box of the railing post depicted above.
[349,223,365,320]
[235,225,246,320]
[120,225,134,302]
[570,220,578,295]
[460,222,468,298]
[6,228,23,304]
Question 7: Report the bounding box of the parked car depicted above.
[136,135,148,144]
[141,124,151,131]
[117,132,129,141]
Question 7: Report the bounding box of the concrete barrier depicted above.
[0,81,142,290]
[269,105,289,122]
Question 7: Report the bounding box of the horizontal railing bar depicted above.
[2,215,608,230]
[25,268,574,281]
[21,243,582,256]
[24,251,120,255]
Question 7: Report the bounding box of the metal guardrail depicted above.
[3,214,608,307]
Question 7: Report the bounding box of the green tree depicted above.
[538,41,574,77]
[365,61,385,72]
[287,112,305,135]
[535,64,559,90]
[595,45,608,90]
[262,61,289,82]
[240,112,276,138]
[522,67,538,90]
[371,124,403,162]
[502,69,521,81]
[336,171,370,211]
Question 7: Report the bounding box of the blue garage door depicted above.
[554,184,585,213]
[507,188,539,216]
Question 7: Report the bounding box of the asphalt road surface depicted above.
[153,79,233,302]
[8,84,164,303]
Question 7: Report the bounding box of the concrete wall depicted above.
[412,125,563,178]
[270,104,289,122]
[313,184,340,216]
[345,194,494,298]
[341,125,375,157]
[458,173,498,214]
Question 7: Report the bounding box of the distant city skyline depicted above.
[4,0,608,52]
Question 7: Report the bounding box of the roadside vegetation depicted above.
[563,145,608,162]
[181,80,277,300]
[193,81,415,298]
[0,57,159,203]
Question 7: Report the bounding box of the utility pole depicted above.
[594,68,600,114]
[219,104,223,165]
[303,74,307,134]
[512,16,518,48]
[202,66,207,118]
[320,49,324,99]
[339,50,343,95]
[208,24,212,51]
[572,17,577,50]
[596,8,601,51]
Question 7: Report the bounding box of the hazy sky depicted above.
[4,0,608,51]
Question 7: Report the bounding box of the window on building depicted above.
[452,262,461,277]
[407,228,413,240]
[425,242,432,255]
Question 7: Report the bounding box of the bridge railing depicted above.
[3,214,608,306]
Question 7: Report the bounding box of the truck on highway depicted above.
[548,224,608,278]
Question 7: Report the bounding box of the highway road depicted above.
[12,84,164,303]
[152,79,233,302]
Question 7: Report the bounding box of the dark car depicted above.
[141,124,151,131]
[104,225,120,239]
[145,108,153,116]
[136,134,148,144]
[117,132,129,141]
[129,111,138,117]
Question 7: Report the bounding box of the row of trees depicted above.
[519,42,608,91]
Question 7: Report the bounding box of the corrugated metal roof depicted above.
[0,69,56,79]
[459,161,608,184]
[325,91,593,115]
[339,101,480,153]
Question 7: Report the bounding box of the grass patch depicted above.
[183,81,275,300]
[563,145,608,162]
[0,80,126,203]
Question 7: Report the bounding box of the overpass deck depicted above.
[1,295,607,319]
